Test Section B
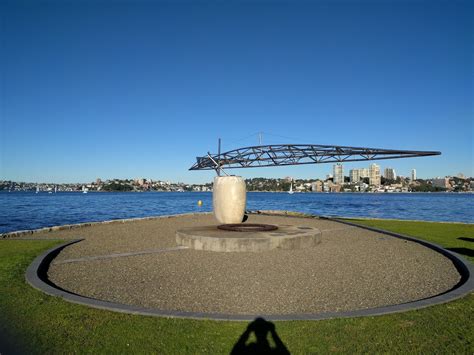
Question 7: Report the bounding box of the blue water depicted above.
[0,191,472,233]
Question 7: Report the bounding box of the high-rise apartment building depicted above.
[350,169,360,183]
[411,169,417,181]
[350,168,370,183]
[369,164,381,186]
[384,168,397,180]
[333,163,344,185]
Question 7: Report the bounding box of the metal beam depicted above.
[189,144,441,171]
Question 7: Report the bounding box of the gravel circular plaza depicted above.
[29,213,462,316]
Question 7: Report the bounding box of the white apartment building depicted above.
[350,169,360,183]
[360,168,369,178]
[333,164,344,185]
[411,169,417,181]
[350,168,370,183]
[384,168,397,180]
[369,163,381,186]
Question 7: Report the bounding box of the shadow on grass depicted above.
[231,317,290,354]
[447,247,474,258]
[457,237,474,243]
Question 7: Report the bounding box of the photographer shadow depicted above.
[231,317,290,354]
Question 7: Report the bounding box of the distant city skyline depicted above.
[1,161,471,185]
[1,1,472,184]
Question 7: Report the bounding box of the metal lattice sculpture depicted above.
[189,144,440,171]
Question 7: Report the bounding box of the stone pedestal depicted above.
[176,225,322,252]
[213,176,246,224]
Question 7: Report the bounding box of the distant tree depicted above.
[280,181,291,192]
[381,177,396,185]
[103,182,133,191]
[410,182,445,192]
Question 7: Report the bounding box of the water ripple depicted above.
[0,191,472,233]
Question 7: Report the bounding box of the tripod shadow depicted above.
[231,317,290,354]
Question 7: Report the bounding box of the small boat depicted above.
[82,186,89,194]
[288,179,294,194]
[36,186,39,194]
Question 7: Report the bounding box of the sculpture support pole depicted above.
[217,138,221,177]
[213,176,246,224]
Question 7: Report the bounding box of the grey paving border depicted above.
[25,214,474,322]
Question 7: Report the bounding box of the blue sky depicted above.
[1,0,472,184]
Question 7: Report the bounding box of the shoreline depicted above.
[2,190,473,194]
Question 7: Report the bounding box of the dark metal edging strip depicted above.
[25,219,474,322]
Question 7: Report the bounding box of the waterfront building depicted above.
[323,180,333,192]
[411,169,417,181]
[384,168,397,180]
[432,178,450,189]
[350,168,370,183]
[311,181,323,192]
[333,164,344,185]
[350,169,360,183]
[369,164,381,186]
[359,168,369,178]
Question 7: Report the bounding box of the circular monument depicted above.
[22,141,466,320]
[23,213,472,320]
[176,224,321,252]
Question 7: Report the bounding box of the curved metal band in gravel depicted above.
[26,219,474,322]
[217,224,279,232]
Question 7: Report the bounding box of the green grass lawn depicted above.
[1,220,473,354]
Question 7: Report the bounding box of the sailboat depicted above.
[288,179,294,194]
[54,185,57,193]
[82,186,88,194]
[36,186,39,194]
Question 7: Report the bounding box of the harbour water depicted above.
[0,191,472,234]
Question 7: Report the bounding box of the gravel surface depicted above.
[42,214,461,315]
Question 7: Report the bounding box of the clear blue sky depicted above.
[1,0,472,184]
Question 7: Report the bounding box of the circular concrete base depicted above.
[176,224,321,252]
[30,213,469,319]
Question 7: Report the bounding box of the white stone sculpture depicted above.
[213,176,246,224]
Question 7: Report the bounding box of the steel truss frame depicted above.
[189,144,440,171]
